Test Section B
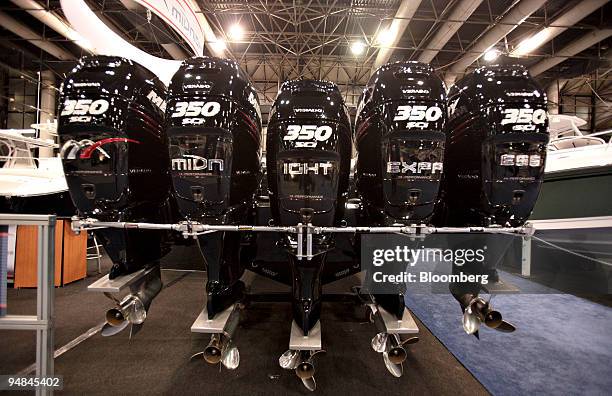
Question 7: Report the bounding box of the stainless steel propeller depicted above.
[462,306,480,334]
[462,296,516,335]
[279,349,301,370]
[301,377,316,391]
[382,351,403,377]
[280,350,323,392]
[371,332,388,353]
[220,341,240,370]
[101,320,129,337]
[372,332,417,377]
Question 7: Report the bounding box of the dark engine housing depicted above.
[355,61,446,225]
[166,57,262,317]
[266,80,352,333]
[58,56,173,278]
[440,65,549,227]
[167,57,261,223]
[267,80,352,229]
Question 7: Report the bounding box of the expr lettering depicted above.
[387,161,443,174]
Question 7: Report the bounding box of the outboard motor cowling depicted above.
[167,57,262,317]
[355,62,446,225]
[266,80,352,333]
[441,65,549,227]
[58,56,173,279]
[267,80,352,227]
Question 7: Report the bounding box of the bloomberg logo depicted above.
[172,155,223,172]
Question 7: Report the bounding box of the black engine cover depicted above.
[267,80,352,229]
[355,61,446,225]
[58,56,173,278]
[167,57,262,223]
[440,65,549,227]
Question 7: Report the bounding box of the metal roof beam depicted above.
[530,28,612,76]
[371,0,423,72]
[444,0,547,85]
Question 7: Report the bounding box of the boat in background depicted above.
[0,123,74,216]
[524,115,612,294]
[531,114,612,221]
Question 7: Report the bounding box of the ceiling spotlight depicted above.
[211,39,226,53]
[228,24,244,41]
[483,49,499,62]
[351,41,366,55]
[512,31,548,56]
[376,29,394,47]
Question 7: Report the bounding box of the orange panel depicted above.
[61,221,87,285]
[13,221,64,288]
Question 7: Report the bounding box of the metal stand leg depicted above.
[521,236,532,277]
[37,222,55,395]
[86,232,102,274]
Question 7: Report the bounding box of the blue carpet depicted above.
[404,272,612,396]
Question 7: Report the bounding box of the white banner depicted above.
[133,0,205,56]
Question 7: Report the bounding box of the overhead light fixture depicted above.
[376,29,394,47]
[350,41,366,55]
[228,23,244,41]
[211,39,226,53]
[512,30,549,56]
[483,49,499,62]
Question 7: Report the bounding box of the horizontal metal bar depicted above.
[314,225,529,235]
[72,218,297,234]
[0,315,49,330]
[0,214,56,226]
[71,218,531,236]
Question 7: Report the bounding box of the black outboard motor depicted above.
[355,61,446,225]
[442,65,547,332]
[58,56,173,281]
[167,57,262,318]
[267,80,352,334]
[441,65,549,227]
[355,61,446,319]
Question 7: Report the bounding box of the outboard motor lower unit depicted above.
[167,57,262,317]
[266,80,352,334]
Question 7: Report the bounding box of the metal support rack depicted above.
[71,217,534,262]
[0,214,56,396]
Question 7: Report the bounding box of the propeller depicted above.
[301,377,316,392]
[371,332,418,377]
[279,349,301,370]
[462,306,480,335]
[204,334,224,364]
[383,351,403,377]
[462,296,516,335]
[196,334,240,369]
[220,341,240,370]
[371,332,388,353]
[101,295,147,337]
[280,350,324,392]
[494,320,516,333]
[101,320,129,337]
